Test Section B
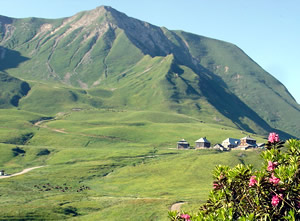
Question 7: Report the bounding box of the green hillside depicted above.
[0,6,299,138]
[176,31,300,138]
[0,5,300,220]
[0,108,265,220]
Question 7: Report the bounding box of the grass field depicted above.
[0,107,265,220]
[1,7,299,220]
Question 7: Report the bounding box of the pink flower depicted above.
[267,161,278,171]
[180,214,191,220]
[268,132,280,143]
[249,176,257,187]
[271,194,283,206]
[269,173,280,185]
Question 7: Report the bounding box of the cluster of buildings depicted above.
[177,136,264,151]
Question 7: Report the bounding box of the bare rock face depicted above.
[0,16,14,43]
[106,6,173,57]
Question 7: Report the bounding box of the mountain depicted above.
[0,6,299,138]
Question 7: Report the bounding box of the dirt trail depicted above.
[34,118,68,134]
[170,202,186,211]
[0,166,45,179]
[34,117,130,141]
[33,113,133,141]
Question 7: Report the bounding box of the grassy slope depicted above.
[15,55,238,130]
[0,107,265,220]
[176,31,300,138]
[1,10,299,138]
[0,8,297,219]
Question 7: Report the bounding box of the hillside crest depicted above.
[0,6,299,138]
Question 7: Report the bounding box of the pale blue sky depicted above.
[1,0,299,103]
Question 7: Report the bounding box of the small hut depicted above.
[177,139,190,149]
[213,143,223,149]
[213,143,229,151]
[239,136,257,147]
[195,137,211,149]
[222,138,240,149]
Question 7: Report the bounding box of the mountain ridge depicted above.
[0,6,299,138]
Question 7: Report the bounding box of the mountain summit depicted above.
[0,6,299,138]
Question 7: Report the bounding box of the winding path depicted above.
[170,202,186,212]
[34,119,67,134]
[34,117,131,142]
[0,166,45,179]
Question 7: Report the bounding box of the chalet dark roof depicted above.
[213,143,224,149]
[177,139,189,144]
[195,137,210,143]
[257,143,265,147]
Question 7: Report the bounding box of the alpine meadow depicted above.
[0,6,299,220]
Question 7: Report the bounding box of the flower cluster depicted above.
[267,161,278,171]
[268,132,280,143]
[269,173,280,185]
[169,133,300,220]
[271,194,283,207]
[180,214,190,221]
[248,176,257,187]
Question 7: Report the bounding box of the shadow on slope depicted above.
[0,46,31,108]
[197,66,295,139]
[167,61,293,139]
[0,72,31,108]
[0,46,29,71]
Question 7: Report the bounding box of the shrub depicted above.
[169,133,300,220]
[12,147,26,156]
[36,148,51,156]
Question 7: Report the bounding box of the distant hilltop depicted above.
[0,5,300,138]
